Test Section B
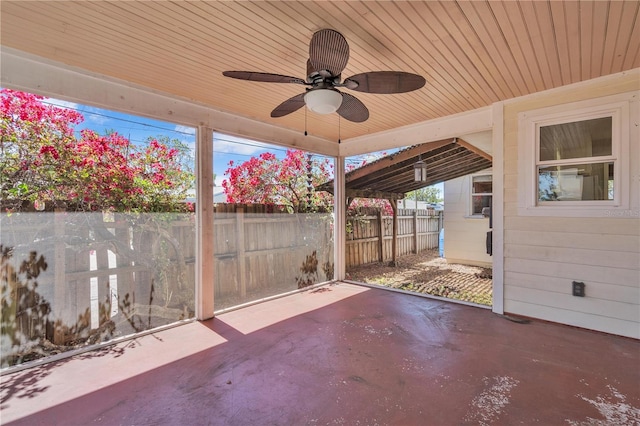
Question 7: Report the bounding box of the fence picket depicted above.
[345,210,442,267]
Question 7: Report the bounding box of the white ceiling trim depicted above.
[339,106,493,157]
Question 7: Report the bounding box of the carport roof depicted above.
[318,138,492,200]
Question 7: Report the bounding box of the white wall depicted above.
[397,199,442,210]
[443,170,493,268]
[502,69,640,339]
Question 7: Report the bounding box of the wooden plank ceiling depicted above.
[1,1,639,144]
[318,139,492,199]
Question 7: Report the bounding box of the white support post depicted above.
[334,156,346,281]
[491,102,505,314]
[196,126,215,320]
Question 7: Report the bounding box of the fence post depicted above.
[235,206,247,298]
[115,215,132,317]
[96,219,111,327]
[413,210,418,254]
[53,208,66,345]
[377,210,384,262]
[391,200,398,266]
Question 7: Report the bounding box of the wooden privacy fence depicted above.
[212,204,333,310]
[1,203,334,361]
[1,209,196,355]
[2,203,433,365]
[346,209,442,268]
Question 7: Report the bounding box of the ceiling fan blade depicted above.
[337,92,369,123]
[309,29,349,76]
[344,71,426,94]
[223,71,305,85]
[271,93,306,118]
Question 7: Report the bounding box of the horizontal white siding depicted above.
[505,257,638,290]
[504,300,639,338]
[505,271,639,305]
[444,171,492,267]
[502,70,640,338]
[505,229,640,252]
[506,244,639,271]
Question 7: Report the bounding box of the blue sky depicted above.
[46,97,286,190]
[45,96,442,198]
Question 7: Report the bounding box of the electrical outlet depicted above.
[572,281,585,297]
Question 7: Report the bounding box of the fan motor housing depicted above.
[308,70,340,88]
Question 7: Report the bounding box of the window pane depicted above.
[1,211,196,368]
[539,117,612,161]
[473,181,492,194]
[0,89,196,367]
[538,162,614,201]
[472,175,492,194]
[472,195,492,215]
[213,136,334,312]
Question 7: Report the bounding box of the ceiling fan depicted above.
[222,29,426,123]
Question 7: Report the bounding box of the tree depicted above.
[1,89,83,208]
[222,150,333,212]
[1,90,197,365]
[133,135,195,211]
[222,148,397,215]
[0,89,194,212]
[405,186,443,204]
[343,153,394,215]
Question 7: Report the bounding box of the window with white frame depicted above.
[537,116,614,203]
[518,91,635,217]
[471,174,492,216]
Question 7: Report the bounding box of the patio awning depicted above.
[318,138,492,200]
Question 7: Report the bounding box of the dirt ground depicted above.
[345,249,493,306]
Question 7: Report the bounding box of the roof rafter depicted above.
[318,138,492,200]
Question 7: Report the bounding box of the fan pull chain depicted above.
[338,115,341,144]
[304,108,308,136]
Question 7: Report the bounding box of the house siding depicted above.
[502,70,640,338]
[444,170,493,268]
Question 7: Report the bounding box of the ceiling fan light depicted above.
[304,89,342,114]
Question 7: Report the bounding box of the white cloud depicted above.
[46,97,78,110]
[214,133,271,156]
[85,110,110,126]
[183,140,196,159]
[214,140,265,155]
[175,125,196,135]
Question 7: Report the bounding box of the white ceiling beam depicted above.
[339,106,493,157]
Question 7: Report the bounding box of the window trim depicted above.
[536,112,617,207]
[518,92,635,217]
[469,173,492,217]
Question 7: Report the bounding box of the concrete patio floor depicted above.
[1,282,638,425]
